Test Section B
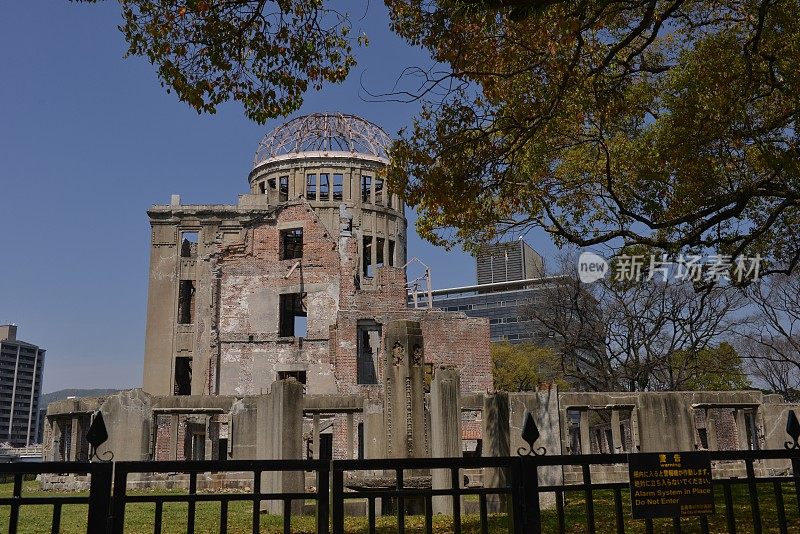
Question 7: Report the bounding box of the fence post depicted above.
[508,457,525,534]
[317,461,330,534]
[522,455,541,534]
[86,462,113,534]
[110,463,129,534]
[331,462,344,534]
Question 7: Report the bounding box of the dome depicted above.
[253,112,392,168]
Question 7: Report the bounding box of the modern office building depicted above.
[412,241,562,343]
[476,239,544,285]
[0,325,46,446]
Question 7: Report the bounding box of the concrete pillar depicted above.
[363,403,385,459]
[312,414,321,460]
[431,366,462,515]
[383,321,426,459]
[610,410,622,453]
[735,409,749,450]
[482,393,510,512]
[170,414,180,460]
[346,413,354,460]
[706,410,719,451]
[204,415,214,460]
[96,389,153,463]
[258,379,304,515]
[579,410,591,454]
[52,419,62,461]
[69,416,79,461]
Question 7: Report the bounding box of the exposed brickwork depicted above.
[211,198,492,414]
[143,195,492,460]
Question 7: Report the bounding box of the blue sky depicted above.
[0,1,558,392]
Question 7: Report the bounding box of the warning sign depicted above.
[629,451,714,519]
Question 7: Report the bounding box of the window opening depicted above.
[388,240,396,267]
[191,432,206,460]
[278,370,307,384]
[178,280,195,324]
[357,321,381,384]
[744,410,760,450]
[174,357,192,395]
[319,173,329,201]
[362,237,373,277]
[374,179,384,205]
[280,228,303,260]
[376,237,385,269]
[319,434,333,460]
[306,174,317,200]
[567,409,582,454]
[180,231,198,258]
[333,173,344,200]
[361,175,371,203]
[217,438,228,460]
[279,176,289,201]
[279,293,307,337]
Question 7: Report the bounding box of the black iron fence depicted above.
[0,461,111,534]
[3,450,800,533]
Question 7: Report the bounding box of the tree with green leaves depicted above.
[80,1,800,271]
[75,0,357,123]
[491,342,566,392]
[385,0,800,272]
[666,342,750,391]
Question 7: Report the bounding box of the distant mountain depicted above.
[40,388,122,408]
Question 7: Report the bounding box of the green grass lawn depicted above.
[1,480,800,533]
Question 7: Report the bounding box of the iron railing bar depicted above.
[0,496,90,505]
[317,464,330,534]
[252,469,260,534]
[154,500,163,534]
[644,518,653,534]
[338,487,514,499]
[122,491,316,504]
[8,473,21,534]
[451,467,462,534]
[219,499,228,534]
[425,494,433,534]
[50,502,61,534]
[699,515,709,534]
[396,469,405,534]
[773,480,787,534]
[331,467,344,534]
[672,516,681,534]
[613,486,625,534]
[745,458,762,532]
[111,464,129,534]
[368,496,377,534]
[582,464,596,534]
[556,489,566,534]
[793,458,800,517]
[283,499,291,534]
[187,471,197,534]
[723,483,736,534]
[479,493,488,534]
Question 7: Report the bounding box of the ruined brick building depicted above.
[41,113,492,468]
[142,113,491,402]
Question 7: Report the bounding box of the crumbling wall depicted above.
[215,202,342,396]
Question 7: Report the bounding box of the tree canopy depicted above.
[76,0,356,123]
[491,342,566,391]
[80,0,800,271]
[385,0,800,272]
[668,342,750,391]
